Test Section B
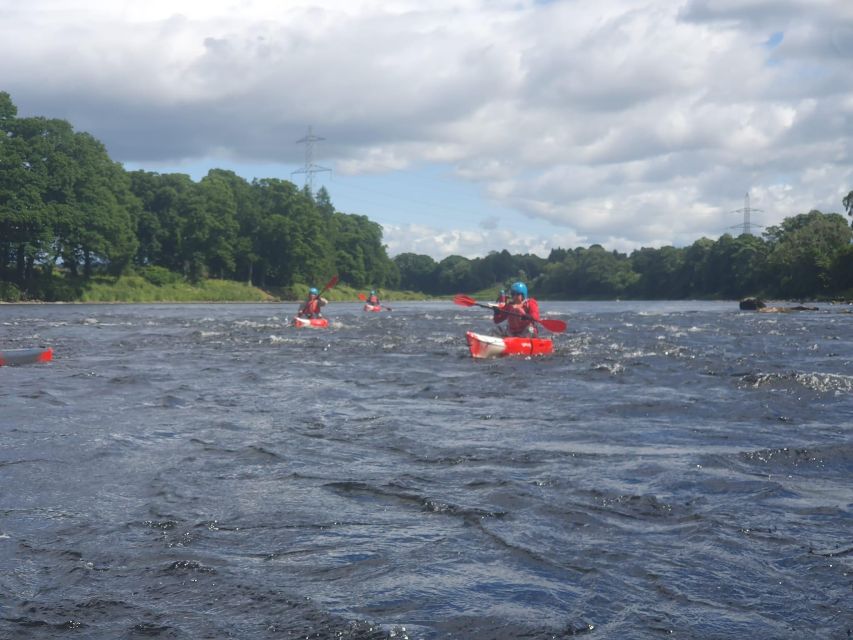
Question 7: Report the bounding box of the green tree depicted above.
[331,213,394,288]
[394,253,438,292]
[56,132,138,277]
[253,178,334,287]
[764,210,853,298]
[1,100,137,285]
[204,169,262,284]
[0,95,52,285]
[436,255,475,293]
[629,246,686,298]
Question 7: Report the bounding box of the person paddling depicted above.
[366,290,380,306]
[492,281,540,337]
[297,287,327,319]
[496,289,508,305]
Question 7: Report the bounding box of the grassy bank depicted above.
[0,270,434,303]
[79,277,429,303]
[78,275,275,302]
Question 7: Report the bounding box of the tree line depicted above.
[394,209,853,299]
[2,91,852,301]
[0,92,399,300]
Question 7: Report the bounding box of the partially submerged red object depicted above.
[0,347,53,366]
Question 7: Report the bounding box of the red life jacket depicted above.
[493,298,540,336]
[299,297,323,318]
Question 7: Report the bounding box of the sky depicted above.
[2,0,852,260]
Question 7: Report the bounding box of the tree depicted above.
[253,178,334,287]
[394,253,438,292]
[58,132,138,277]
[629,246,686,298]
[205,169,262,284]
[0,97,52,285]
[331,213,394,288]
[2,105,137,284]
[764,210,853,298]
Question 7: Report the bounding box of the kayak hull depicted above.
[0,347,53,366]
[293,317,329,328]
[363,304,382,312]
[465,331,552,359]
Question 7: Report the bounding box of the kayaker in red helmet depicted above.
[492,281,540,337]
[297,287,327,319]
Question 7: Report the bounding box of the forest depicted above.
[2,91,853,302]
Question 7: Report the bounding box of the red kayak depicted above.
[293,317,329,329]
[465,331,553,359]
[363,304,382,312]
[0,347,53,366]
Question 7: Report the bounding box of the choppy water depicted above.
[1,300,851,639]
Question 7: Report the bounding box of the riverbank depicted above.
[0,274,431,303]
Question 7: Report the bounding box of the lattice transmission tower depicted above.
[292,126,331,194]
[730,192,763,235]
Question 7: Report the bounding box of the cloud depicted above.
[381,222,587,260]
[3,0,852,259]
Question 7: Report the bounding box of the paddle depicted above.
[298,275,338,318]
[453,294,567,333]
[318,274,339,297]
[358,292,392,311]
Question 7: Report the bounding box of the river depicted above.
[1,300,851,639]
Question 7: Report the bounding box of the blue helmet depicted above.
[309,287,319,295]
[510,282,528,298]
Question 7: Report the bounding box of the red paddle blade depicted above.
[453,294,477,307]
[357,293,367,301]
[540,318,567,333]
[324,275,339,291]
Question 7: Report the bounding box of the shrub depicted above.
[138,265,182,287]
[0,281,22,302]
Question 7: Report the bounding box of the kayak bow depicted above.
[293,317,329,328]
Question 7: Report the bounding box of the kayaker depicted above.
[366,290,380,306]
[496,289,508,304]
[297,287,327,318]
[492,281,540,337]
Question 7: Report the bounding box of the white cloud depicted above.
[3,0,852,258]
[381,223,586,260]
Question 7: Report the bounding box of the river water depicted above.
[1,301,851,639]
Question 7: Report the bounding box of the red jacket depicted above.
[493,298,540,336]
[298,296,326,318]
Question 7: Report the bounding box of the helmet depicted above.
[309,287,319,296]
[510,282,528,298]
[370,290,376,295]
